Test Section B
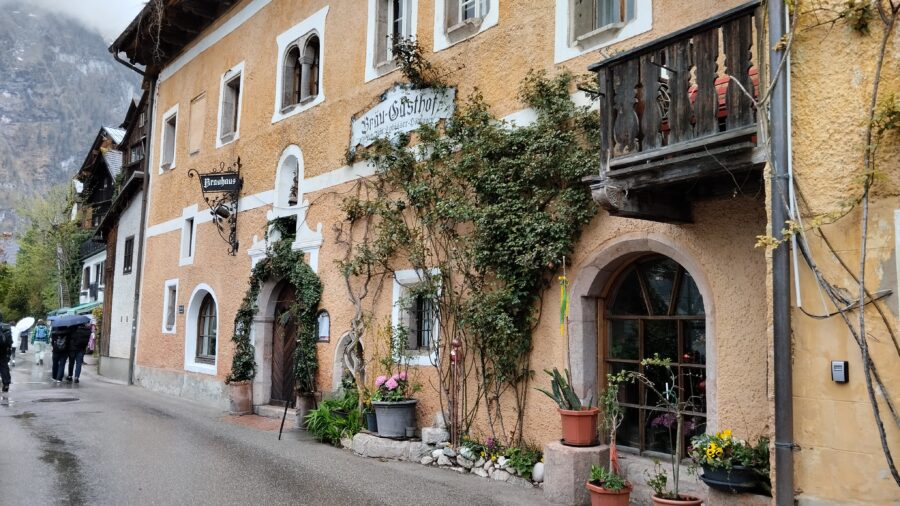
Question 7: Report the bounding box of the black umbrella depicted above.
[48,315,91,329]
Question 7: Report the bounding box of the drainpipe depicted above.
[112,51,146,76]
[768,0,794,503]
[126,76,156,385]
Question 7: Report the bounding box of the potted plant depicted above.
[690,431,771,495]
[633,356,702,505]
[225,339,255,416]
[371,370,419,438]
[586,371,633,505]
[293,329,319,429]
[537,367,599,446]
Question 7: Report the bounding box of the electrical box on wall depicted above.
[831,360,849,383]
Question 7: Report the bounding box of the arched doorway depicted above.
[270,281,297,407]
[601,254,707,455]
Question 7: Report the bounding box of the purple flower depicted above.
[650,412,676,429]
[399,372,408,381]
[486,437,496,450]
[385,378,399,390]
[375,375,387,387]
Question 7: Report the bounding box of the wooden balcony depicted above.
[587,2,765,222]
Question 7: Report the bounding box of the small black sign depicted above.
[200,172,241,193]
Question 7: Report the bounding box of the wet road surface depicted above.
[0,350,548,506]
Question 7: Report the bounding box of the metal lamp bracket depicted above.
[188,157,243,256]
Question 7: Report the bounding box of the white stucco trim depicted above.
[273,145,305,211]
[159,104,179,173]
[179,205,198,266]
[184,283,218,376]
[215,61,245,149]
[554,0,652,64]
[365,0,419,82]
[161,278,179,334]
[159,0,272,83]
[391,268,441,366]
[271,6,329,124]
[433,0,499,52]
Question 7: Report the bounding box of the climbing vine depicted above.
[227,233,322,395]
[334,40,598,445]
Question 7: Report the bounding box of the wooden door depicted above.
[270,283,298,406]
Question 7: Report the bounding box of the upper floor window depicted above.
[272,7,329,123]
[434,0,497,51]
[217,63,244,147]
[123,236,134,275]
[281,35,320,111]
[379,0,411,66]
[555,0,650,64]
[189,93,206,155]
[129,142,144,164]
[160,105,178,170]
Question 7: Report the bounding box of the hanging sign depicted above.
[199,172,241,193]
[350,85,456,149]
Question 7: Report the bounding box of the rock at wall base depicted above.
[542,441,608,506]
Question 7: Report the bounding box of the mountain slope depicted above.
[0,3,140,259]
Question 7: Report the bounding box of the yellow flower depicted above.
[491,455,497,462]
[722,429,733,440]
[480,451,486,457]
[716,448,724,458]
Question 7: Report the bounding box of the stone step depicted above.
[254,404,296,419]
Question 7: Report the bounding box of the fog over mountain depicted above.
[0,3,140,260]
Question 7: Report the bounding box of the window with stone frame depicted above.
[445,0,489,41]
[404,291,435,352]
[161,110,177,169]
[374,0,412,69]
[218,68,242,144]
[123,236,134,275]
[571,0,636,45]
[281,33,321,111]
[604,254,706,457]
[196,294,217,364]
[163,280,178,333]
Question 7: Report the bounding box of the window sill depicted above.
[185,360,217,375]
[271,93,324,124]
[179,255,194,267]
[216,132,239,149]
[162,326,176,335]
[573,23,626,49]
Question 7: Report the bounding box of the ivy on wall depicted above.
[335,39,599,444]
[227,235,322,395]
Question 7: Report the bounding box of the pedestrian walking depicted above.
[19,327,28,353]
[31,319,50,366]
[0,312,13,392]
[67,322,91,384]
[50,323,70,383]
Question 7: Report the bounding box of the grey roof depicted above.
[102,149,123,178]
[102,126,126,146]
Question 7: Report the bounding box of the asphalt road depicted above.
[0,350,548,506]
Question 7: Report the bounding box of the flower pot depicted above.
[364,411,378,432]
[559,407,599,446]
[372,399,418,438]
[700,465,767,494]
[650,494,703,506]
[586,481,632,506]
[295,392,317,429]
[228,380,252,416]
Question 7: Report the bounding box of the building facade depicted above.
[110,1,900,504]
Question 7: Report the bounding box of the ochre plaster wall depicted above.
[779,2,900,503]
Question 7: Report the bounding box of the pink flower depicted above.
[375,375,387,387]
[399,372,407,381]
[385,378,399,390]
[391,373,400,381]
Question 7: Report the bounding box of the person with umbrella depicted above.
[0,312,13,392]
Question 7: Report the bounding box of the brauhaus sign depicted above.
[199,172,240,193]
[351,85,456,149]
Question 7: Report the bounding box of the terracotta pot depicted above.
[228,380,252,416]
[586,481,632,506]
[559,407,599,446]
[651,494,703,506]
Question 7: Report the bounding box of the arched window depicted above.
[300,35,320,102]
[275,152,301,208]
[316,310,330,342]
[281,45,301,110]
[196,294,217,364]
[604,255,706,455]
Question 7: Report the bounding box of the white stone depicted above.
[437,455,452,466]
[451,466,467,473]
[432,449,445,459]
[421,456,434,465]
[484,461,494,471]
[433,412,448,429]
[443,447,457,458]
[459,447,476,461]
[491,470,511,481]
[532,462,544,483]
[472,467,489,478]
[340,436,353,450]
[421,427,450,445]
[497,456,508,467]
[437,442,451,448]
[474,457,485,468]
[350,433,408,460]
[457,455,474,469]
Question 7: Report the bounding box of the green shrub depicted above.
[305,390,362,446]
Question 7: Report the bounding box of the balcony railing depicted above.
[590,2,761,188]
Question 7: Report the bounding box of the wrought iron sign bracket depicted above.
[188,157,243,256]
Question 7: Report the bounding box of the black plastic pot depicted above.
[700,465,770,495]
